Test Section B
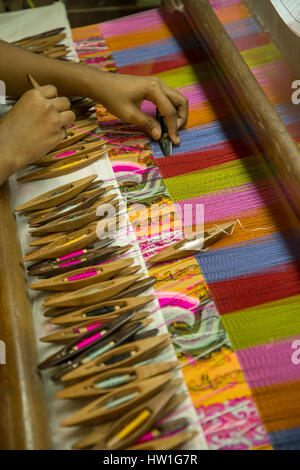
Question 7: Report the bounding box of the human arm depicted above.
[0,39,188,144]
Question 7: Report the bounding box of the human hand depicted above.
[87,71,188,145]
[0,85,75,182]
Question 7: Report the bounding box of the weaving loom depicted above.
[73,0,300,449]
[1,0,300,450]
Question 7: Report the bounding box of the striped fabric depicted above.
[72,0,300,450]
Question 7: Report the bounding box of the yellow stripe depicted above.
[59,158,85,170]
[117,409,150,440]
[62,235,84,247]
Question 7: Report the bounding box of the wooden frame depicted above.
[1,0,300,449]
[245,0,300,79]
[0,181,51,449]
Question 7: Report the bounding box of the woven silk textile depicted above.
[72,0,300,450]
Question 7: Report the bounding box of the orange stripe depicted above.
[253,381,300,433]
[105,23,175,52]
[203,205,299,249]
[72,24,101,39]
[186,99,233,128]
[261,83,294,106]
[215,4,251,24]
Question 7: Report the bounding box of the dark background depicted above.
[0,0,162,26]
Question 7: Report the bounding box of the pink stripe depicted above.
[73,323,102,333]
[175,183,281,224]
[59,260,82,268]
[178,82,221,104]
[59,250,84,261]
[68,124,147,154]
[141,82,222,117]
[100,10,164,37]
[252,61,293,87]
[67,268,98,281]
[111,162,145,173]
[76,331,103,349]
[233,32,269,52]
[210,0,242,9]
[136,431,155,444]
[55,150,77,159]
[237,337,300,388]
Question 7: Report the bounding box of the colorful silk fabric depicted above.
[72,0,300,450]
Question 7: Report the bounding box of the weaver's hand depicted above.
[0,85,75,183]
[0,40,187,147]
[88,72,188,145]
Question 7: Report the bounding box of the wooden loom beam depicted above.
[245,0,300,80]
[180,0,300,213]
[0,181,51,450]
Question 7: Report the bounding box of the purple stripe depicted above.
[141,82,221,116]
[101,9,165,36]
[237,337,300,389]
[210,0,242,9]
[175,183,281,224]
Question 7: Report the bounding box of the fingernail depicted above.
[153,128,160,140]
[175,136,180,145]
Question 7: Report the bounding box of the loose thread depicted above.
[67,123,151,156]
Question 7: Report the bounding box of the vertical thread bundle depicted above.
[75,0,300,449]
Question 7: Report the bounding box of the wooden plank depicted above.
[0,181,52,450]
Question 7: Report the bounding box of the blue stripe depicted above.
[269,427,300,450]
[196,233,300,283]
[152,118,247,158]
[225,18,261,39]
[275,103,300,126]
[113,35,198,67]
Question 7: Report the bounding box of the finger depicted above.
[60,110,76,127]
[51,96,71,113]
[131,108,162,140]
[38,84,58,99]
[60,127,67,141]
[162,84,189,129]
[145,79,179,145]
[164,104,180,146]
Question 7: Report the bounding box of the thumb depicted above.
[133,109,162,140]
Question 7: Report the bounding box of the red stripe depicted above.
[209,262,300,315]
[233,32,270,51]
[155,138,255,178]
[118,48,207,76]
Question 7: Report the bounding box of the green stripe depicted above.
[241,43,282,69]
[154,63,213,88]
[155,44,282,90]
[164,155,270,201]
[222,295,300,349]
